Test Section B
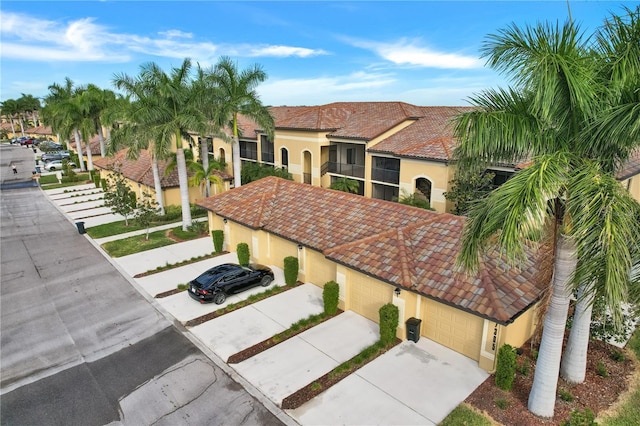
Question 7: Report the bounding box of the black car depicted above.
[188,263,274,304]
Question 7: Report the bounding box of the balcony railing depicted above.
[371,167,400,184]
[325,161,365,179]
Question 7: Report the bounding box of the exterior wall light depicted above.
[223,218,228,224]
[395,287,401,297]
[298,244,303,250]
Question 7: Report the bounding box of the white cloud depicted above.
[347,37,482,69]
[0,11,328,64]
[248,45,328,58]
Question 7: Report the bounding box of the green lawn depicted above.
[439,404,494,426]
[87,221,147,238]
[100,226,206,257]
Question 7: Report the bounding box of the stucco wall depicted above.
[398,158,453,213]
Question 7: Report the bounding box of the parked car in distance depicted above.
[20,138,36,146]
[39,140,63,151]
[188,263,274,304]
[41,151,71,162]
[44,160,76,171]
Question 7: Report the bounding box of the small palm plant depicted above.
[329,177,359,194]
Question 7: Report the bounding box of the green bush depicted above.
[495,344,517,391]
[163,205,182,221]
[378,303,399,345]
[323,281,340,315]
[93,173,101,188]
[561,408,597,426]
[237,243,250,266]
[212,230,224,253]
[283,256,299,286]
[100,179,107,191]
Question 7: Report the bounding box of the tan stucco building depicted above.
[197,177,552,372]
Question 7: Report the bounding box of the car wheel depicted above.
[260,276,273,287]
[213,292,226,305]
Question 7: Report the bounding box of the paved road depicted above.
[0,144,285,425]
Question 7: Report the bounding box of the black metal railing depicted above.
[371,167,400,184]
[325,161,365,179]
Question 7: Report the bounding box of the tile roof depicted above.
[617,149,640,181]
[197,177,550,324]
[93,148,231,189]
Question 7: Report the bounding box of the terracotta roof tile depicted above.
[617,149,640,180]
[197,177,550,324]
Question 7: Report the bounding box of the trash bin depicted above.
[406,317,422,343]
[75,222,86,234]
[35,166,41,173]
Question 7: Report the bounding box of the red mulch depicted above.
[465,339,637,425]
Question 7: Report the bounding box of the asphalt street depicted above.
[0,144,284,425]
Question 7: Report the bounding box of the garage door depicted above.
[349,272,390,323]
[270,235,297,267]
[422,300,483,361]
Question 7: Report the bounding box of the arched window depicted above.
[415,178,432,204]
[281,147,289,169]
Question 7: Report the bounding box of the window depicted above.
[240,140,258,161]
[281,148,289,169]
[372,183,399,201]
[346,148,355,165]
[371,156,400,184]
[260,135,274,164]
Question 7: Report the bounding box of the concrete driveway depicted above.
[287,338,489,425]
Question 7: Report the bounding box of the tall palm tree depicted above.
[18,93,41,128]
[113,59,207,230]
[204,56,274,188]
[0,99,19,136]
[42,78,87,171]
[79,84,115,157]
[453,7,640,419]
[560,6,640,385]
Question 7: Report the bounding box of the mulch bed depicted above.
[227,310,344,364]
[465,338,637,425]
[155,288,185,298]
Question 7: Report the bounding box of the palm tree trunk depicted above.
[151,157,165,216]
[73,129,86,172]
[528,235,577,418]
[201,138,210,197]
[9,119,16,135]
[97,124,106,157]
[85,141,94,171]
[560,282,595,384]
[232,135,241,188]
[176,148,193,231]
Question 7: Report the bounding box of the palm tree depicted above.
[203,56,274,188]
[113,59,207,230]
[17,93,41,128]
[79,84,115,157]
[453,7,640,419]
[560,6,640,386]
[329,176,359,193]
[188,160,224,197]
[42,78,87,171]
[0,99,19,136]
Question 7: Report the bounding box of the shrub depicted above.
[561,408,597,426]
[495,344,517,391]
[100,179,107,191]
[596,361,609,377]
[323,281,340,315]
[237,243,250,266]
[128,192,136,208]
[212,230,224,253]
[93,173,101,188]
[283,256,299,286]
[495,398,510,410]
[610,349,626,362]
[516,358,530,376]
[163,205,182,221]
[187,220,207,234]
[559,388,574,402]
[378,303,399,345]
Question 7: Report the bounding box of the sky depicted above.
[0,1,635,107]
